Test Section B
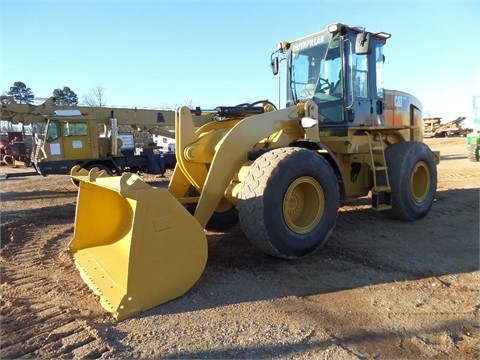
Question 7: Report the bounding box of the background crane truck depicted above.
[0,96,212,177]
[68,23,439,320]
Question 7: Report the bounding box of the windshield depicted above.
[289,33,344,122]
[46,120,61,142]
[290,33,343,102]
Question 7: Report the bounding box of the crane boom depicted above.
[1,96,214,137]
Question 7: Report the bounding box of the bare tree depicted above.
[184,98,194,109]
[82,86,107,107]
[170,99,195,111]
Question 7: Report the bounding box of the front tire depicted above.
[237,147,339,259]
[384,141,437,220]
[467,138,479,162]
[187,188,238,231]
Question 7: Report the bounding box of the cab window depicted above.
[375,45,385,98]
[46,120,61,142]
[64,122,88,136]
[351,53,369,98]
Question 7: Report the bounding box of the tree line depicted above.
[4,81,106,107]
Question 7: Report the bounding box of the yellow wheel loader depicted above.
[70,23,439,320]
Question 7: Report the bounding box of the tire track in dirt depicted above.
[0,220,112,359]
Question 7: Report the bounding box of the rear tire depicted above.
[237,147,339,259]
[86,163,114,175]
[384,141,437,220]
[467,139,479,162]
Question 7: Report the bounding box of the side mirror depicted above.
[271,56,279,75]
[355,32,372,54]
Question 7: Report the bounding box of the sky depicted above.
[1,0,479,125]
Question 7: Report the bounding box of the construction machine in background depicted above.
[69,23,439,320]
[0,131,31,167]
[1,96,212,177]
[423,116,471,138]
[423,117,442,138]
[468,133,480,162]
[467,95,480,162]
[0,97,34,167]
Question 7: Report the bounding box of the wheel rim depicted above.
[410,161,431,202]
[283,176,325,234]
[215,197,234,213]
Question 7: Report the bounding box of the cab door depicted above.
[347,51,373,125]
[43,119,64,161]
[61,120,93,160]
[346,34,387,126]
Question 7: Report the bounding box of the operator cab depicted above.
[272,23,390,129]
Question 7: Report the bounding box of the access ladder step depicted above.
[371,188,392,211]
[372,185,391,193]
[373,204,392,211]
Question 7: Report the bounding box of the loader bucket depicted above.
[69,168,208,320]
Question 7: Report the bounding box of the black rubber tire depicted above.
[187,188,238,231]
[384,141,437,221]
[237,147,339,259]
[467,139,479,162]
[204,207,239,232]
[86,163,114,175]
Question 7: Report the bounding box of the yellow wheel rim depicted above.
[283,176,324,234]
[215,197,234,213]
[410,161,431,202]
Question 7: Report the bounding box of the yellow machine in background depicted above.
[1,96,212,177]
[70,24,439,320]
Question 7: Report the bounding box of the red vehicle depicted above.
[0,131,31,167]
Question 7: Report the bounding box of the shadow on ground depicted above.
[141,187,479,317]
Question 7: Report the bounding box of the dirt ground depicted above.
[0,137,478,359]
